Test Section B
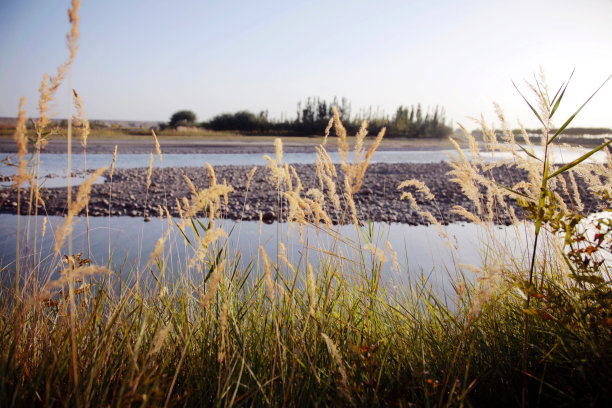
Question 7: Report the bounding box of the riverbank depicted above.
[0,162,603,225]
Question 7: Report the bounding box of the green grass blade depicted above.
[513,81,545,127]
[174,220,192,247]
[548,74,611,145]
[517,144,542,162]
[549,69,574,114]
[494,181,532,200]
[550,79,567,109]
[547,139,611,179]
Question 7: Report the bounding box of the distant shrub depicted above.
[168,110,197,128]
[206,110,270,132]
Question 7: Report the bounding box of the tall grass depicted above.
[1,2,611,407]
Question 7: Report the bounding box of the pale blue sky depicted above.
[1,0,611,129]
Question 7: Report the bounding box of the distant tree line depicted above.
[162,97,454,138]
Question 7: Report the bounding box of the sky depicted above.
[1,0,611,130]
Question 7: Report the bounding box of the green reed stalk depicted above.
[514,73,612,408]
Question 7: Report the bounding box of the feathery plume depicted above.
[13,97,29,187]
[109,145,118,180]
[152,130,162,162]
[260,246,275,298]
[72,89,89,147]
[54,166,107,253]
[41,217,48,238]
[321,333,352,402]
[146,153,153,188]
[274,137,283,163]
[322,117,333,146]
[245,166,257,190]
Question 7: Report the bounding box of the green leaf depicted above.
[517,144,542,162]
[494,181,532,200]
[513,81,545,127]
[548,74,611,145]
[174,221,192,247]
[547,139,611,180]
[549,69,574,117]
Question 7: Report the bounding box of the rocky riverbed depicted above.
[0,163,604,225]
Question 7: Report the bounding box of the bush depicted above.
[168,110,197,128]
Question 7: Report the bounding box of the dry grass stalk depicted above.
[184,183,233,220]
[322,117,333,146]
[109,145,118,179]
[13,97,29,187]
[386,241,401,273]
[289,165,303,193]
[332,108,349,165]
[398,190,448,239]
[187,227,227,270]
[446,139,483,214]
[218,300,228,364]
[152,130,162,162]
[183,175,197,197]
[316,145,337,178]
[72,89,89,147]
[274,137,283,163]
[148,323,172,357]
[37,0,81,132]
[54,166,107,253]
[41,217,48,238]
[260,246,275,298]
[344,190,359,227]
[321,333,352,402]
[146,153,153,188]
[175,198,185,221]
[352,127,384,194]
[364,243,386,262]
[397,179,435,201]
[450,205,483,224]
[464,262,503,325]
[200,259,225,308]
[34,264,111,306]
[163,206,172,228]
[284,164,293,192]
[245,166,257,190]
[206,163,217,187]
[307,265,316,316]
[147,229,171,268]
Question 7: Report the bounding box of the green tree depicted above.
[168,110,197,128]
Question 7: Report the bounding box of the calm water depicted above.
[1,146,607,294]
[0,214,533,294]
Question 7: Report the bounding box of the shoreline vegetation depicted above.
[1,1,611,407]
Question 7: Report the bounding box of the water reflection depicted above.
[0,214,534,295]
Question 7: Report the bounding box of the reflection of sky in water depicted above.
[0,214,536,296]
[1,144,606,188]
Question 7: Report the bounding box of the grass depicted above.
[1,2,611,407]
